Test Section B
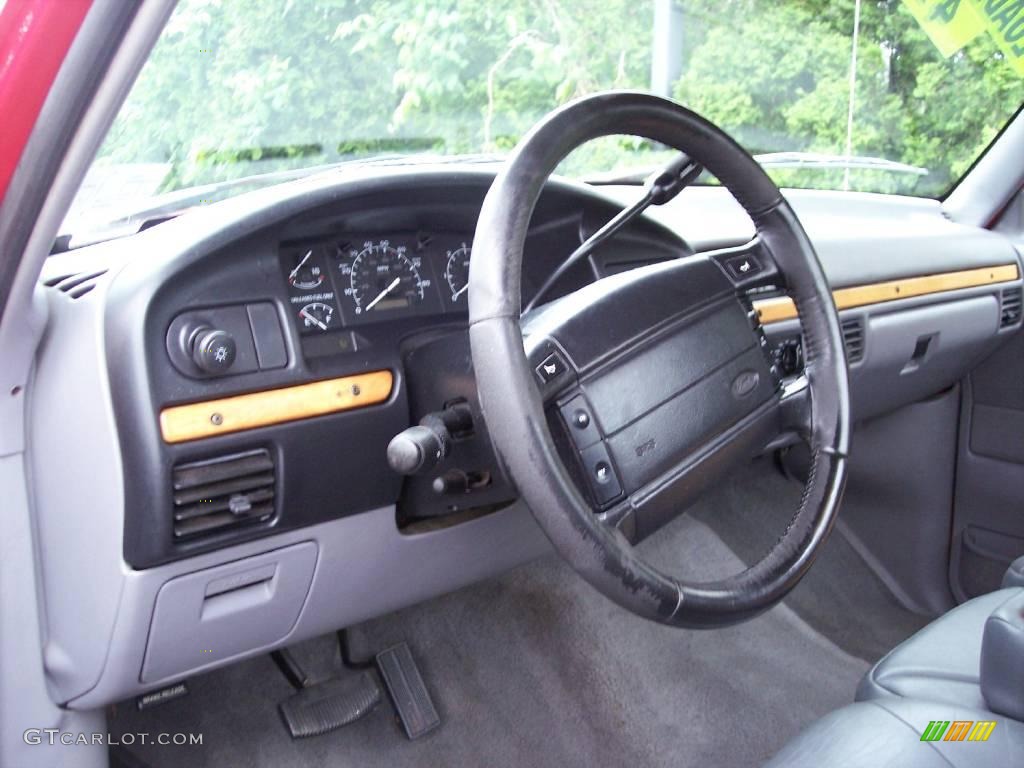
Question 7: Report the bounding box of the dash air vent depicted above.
[841,317,865,363]
[43,270,108,299]
[171,449,275,539]
[1000,287,1022,329]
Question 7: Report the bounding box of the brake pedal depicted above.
[278,672,381,738]
[376,642,440,740]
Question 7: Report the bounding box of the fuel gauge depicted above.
[298,301,336,333]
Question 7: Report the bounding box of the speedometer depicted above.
[343,241,426,316]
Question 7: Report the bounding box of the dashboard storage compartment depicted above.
[852,296,1001,421]
[140,542,317,683]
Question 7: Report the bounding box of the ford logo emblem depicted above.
[731,370,760,398]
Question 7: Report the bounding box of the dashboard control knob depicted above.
[190,328,237,374]
[388,425,446,475]
[387,403,474,476]
[432,471,468,495]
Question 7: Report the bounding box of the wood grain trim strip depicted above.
[753,264,1020,325]
[160,370,394,444]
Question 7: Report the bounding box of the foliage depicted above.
[94,0,1021,199]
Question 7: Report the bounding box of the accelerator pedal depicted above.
[278,671,381,738]
[376,642,440,740]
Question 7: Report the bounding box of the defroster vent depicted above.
[172,449,275,539]
[43,270,107,299]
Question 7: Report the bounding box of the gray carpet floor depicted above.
[688,457,930,662]
[110,510,869,768]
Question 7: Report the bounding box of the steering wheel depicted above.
[468,92,850,628]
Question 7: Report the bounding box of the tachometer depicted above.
[343,241,426,316]
[444,243,472,303]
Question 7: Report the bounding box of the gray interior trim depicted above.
[951,365,1024,602]
[29,271,128,704]
[0,0,165,458]
[66,502,548,709]
[980,589,1024,720]
[31,257,550,709]
[608,185,1020,285]
[765,280,1020,426]
[1004,555,1024,588]
[856,587,1019,710]
[0,453,108,768]
[140,541,319,683]
[945,107,1024,228]
[0,3,178,767]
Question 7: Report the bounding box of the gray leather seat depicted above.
[855,587,1018,710]
[764,697,1024,768]
[1003,554,1024,589]
[765,559,1024,766]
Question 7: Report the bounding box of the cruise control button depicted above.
[724,254,762,280]
[580,442,622,507]
[559,395,601,450]
[535,351,568,383]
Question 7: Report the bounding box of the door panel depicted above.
[952,333,1024,599]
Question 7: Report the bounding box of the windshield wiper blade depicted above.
[753,152,928,175]
[586,151,928,187]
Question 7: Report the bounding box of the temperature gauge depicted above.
[288,248,325,291]
[298,301,336,333]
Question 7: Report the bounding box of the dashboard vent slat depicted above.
[174,487,275,521]
[172,450,274,489]
[1000,287,1022,329]
[171,449,275,540]
[841,317,865,363]
[43,269,108,299]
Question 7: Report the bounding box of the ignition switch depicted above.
[777,338,803,376]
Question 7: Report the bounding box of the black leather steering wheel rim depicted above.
[468,91,850,628]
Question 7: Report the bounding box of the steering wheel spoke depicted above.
[701,236,782,291]
[778,373,812,434]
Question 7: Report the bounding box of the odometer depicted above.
[343,241,426,316]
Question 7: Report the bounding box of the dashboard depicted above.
[89,169,690,570]
[30,164,1023,709]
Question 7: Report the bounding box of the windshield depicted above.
[67,0,1022,231]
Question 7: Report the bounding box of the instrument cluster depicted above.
[281,233,474,335]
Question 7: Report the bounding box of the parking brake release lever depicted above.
[386,403,474,475]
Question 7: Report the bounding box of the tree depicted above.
[94,0,1020,199]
